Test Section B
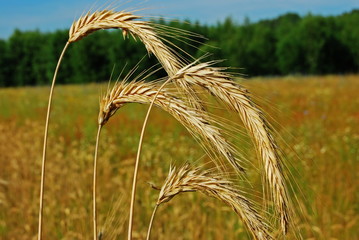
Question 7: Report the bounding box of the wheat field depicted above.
[0,74,358,239]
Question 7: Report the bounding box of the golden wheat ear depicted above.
[99,80,244,173]
[168,61,290,233]
[146,164,273,240]
[68,9,187,76]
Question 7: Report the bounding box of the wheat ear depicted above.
[169,62,289,233]
[146,164,273,240]
[69,9,206,108]
[99,80,242,172]
[69,9,205,108]
[69,10,186,76]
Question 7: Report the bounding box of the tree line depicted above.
[0,10,358,87]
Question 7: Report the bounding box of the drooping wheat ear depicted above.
[99,80,243,173]
[148,164,273,240]
[70,9,207,111]
[68,10,185,76]
[170,61,290,233]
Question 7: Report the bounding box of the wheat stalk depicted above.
[168,61,290,233]
[38,42,69,240]
[146,164,273,240]
[92,126,102,240]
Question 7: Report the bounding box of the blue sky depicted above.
[0,0,358,39]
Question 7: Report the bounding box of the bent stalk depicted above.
[146,205,159,240]
[127,77,172,240]
[93,126,102,240]
[38,41,70,240]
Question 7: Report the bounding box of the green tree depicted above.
[246,22,278,75]
[276,27,306,74]
[8,30,53,86]
[1,10,359,87]
[337,10,359,72]
[0,40,8,86]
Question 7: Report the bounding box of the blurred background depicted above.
[0,1,358,240]
[0,0,358,86]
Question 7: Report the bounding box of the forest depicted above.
[0,9,358,87]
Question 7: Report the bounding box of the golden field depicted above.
[0,75,358,240]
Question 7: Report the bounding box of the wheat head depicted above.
[157,164,273,240]
[69,9,207,110]
[68,10,185,76]
[99,80,244,173]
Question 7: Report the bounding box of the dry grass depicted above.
[0,75,358,239]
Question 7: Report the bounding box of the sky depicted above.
[0,0,358,39]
